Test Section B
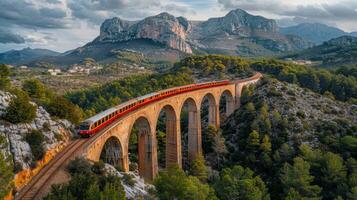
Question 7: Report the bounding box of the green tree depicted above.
[260,135,272,153]
[247,130,260,152]
[0,152,13,199]
[319,152,348,199]
[3,89,37,123]
[46,159,125,200]
[214,165,270,200]
[203,125,217,154]
[0,64,11,90]
[25,130,45,161]
[280,157,321,199]
[23,79,46,99]
[154,165,215,200]
[212,129,228,169]
[46,96,83,124]
[189,154,208,182]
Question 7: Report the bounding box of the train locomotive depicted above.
[78,80,230,137]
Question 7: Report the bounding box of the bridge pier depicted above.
[165,117,182,168]
[187,106,202,163]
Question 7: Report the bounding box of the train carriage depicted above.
[78,79,231,137]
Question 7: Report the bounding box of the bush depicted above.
[25,130,44,161]
[0,147,14,199]
[67,157,92,176]
[46,159,125,200]
[46,96,83,125]
[122,173,136,186]
[3,89,37,124]
[0,64,11,90]
[154,165,216,200]
[22,79,46,99]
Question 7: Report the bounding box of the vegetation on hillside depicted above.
[221,78,356,199]
[3,89,37,124]
[251,59,357,102]
[45,158,126,200]
[0,135,13,199]
[0,64,83,124]
[66,71,193,116]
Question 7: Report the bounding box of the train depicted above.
[78,79,231,137]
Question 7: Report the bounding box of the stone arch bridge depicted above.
[83,73,262,180]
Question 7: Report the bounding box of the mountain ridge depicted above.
[24,9,314,67]
[283,35,357,66]
[0,48,60,66]
[280,23,355,44]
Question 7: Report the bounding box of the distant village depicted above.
[6,56,148,76]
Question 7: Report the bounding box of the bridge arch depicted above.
[100,136,124,169]
[155,104,181,168]
[199,92,219,128]
[219,89,235,119]
[128,116,156,180]
[179,97,201,166]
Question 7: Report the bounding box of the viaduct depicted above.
[82,73,262,180]
[15,73,262,200]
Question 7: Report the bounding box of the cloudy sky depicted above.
[0,0,357,53]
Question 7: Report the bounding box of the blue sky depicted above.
[0,0,357,53]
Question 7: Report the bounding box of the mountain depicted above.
[0,48,60,66]
[280,23,351,44]
[94,13,192,53]
[32,9,313,67]
[283,36,357,66]
[189,9,313,56]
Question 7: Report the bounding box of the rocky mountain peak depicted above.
[95,12,192,53]
[197,8,278,37]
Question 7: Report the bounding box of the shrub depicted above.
[154,165,215,200]
[22,79,46,99]
[0,136,14,200]
[67,157,92,175]
[122,173,136,186]
[46,96,83,125]
[25,130,44,161]
[3,89,37,124]
[0,64,11,90]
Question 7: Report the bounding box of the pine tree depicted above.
[189,154,208,182]
[280,157,321,199]
[4,89,37,123]
[247,130,260,152]
[260,135,272,153]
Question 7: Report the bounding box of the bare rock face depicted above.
[0,91,73,171]
[96,13,192,53]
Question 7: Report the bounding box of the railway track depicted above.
[15,139,86,200]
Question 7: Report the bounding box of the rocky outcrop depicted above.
[0,91,73,189]
[195,9,278,37]
[95,13,192,53]
[104,164,154,199]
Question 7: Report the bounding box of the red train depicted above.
[78,80,230,137]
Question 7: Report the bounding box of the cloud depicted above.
[0,29,25,44]
[0,0,71,29]
[217,0,357,30]
[67,0,196,24]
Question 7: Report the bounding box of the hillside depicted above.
[221,78,356,199]
[0,48,60,66]
[282,36,357,66]
[280,23,349,44]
